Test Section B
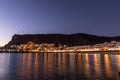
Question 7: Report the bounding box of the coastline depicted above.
[0,50,120,54]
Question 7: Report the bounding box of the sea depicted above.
[0,52,119,80]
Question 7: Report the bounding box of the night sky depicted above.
[0,0,120,46]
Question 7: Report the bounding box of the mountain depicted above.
[5,33,120,47]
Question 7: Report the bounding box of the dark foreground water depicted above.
[0,53,120,80]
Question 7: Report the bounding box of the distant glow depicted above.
[0,28,13,46]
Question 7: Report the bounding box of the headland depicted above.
[1,33,120,53]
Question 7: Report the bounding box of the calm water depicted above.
[0,53,120,80]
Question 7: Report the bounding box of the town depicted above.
[1,41,120,53]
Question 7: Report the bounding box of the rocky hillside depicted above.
[5,33,120,47]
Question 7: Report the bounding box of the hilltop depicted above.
[5,33,120,48]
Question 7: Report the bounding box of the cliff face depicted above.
[5,33,120,47]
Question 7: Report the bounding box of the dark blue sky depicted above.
[0,0,120,45]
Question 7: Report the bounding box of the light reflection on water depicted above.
[0,53,119,80]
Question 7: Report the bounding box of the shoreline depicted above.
[0,50,120,54]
